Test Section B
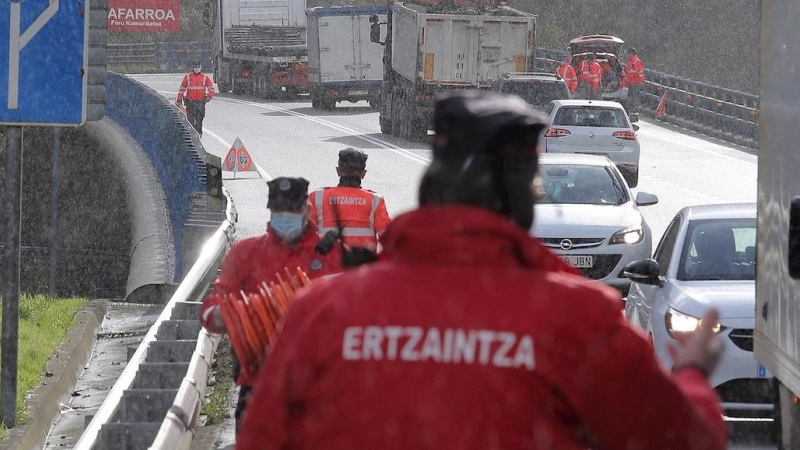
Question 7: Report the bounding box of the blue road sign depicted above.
[1,0,88,126]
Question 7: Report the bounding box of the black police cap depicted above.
[267,177,309,209]
[338,147,368,172]
[431,90,547,163]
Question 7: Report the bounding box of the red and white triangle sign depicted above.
[224,137,256,175]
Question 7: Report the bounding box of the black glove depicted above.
[315,230,339,255]
[205,96,212,103]
[342,246,378,268]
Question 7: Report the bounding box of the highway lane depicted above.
[133,74,769,448]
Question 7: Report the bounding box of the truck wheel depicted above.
[380,114,392,134]
[311,95,321,109]
[369,98,379,110]
[321,98,336,111]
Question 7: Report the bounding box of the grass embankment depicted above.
[202,337,234,427]
[0,295,87,439]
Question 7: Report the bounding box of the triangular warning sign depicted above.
[223,137,258,178]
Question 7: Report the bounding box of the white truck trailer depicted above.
[213,0,309,97]
[755,1,800,447]
[306,6,389,110]
[369,1,536,141]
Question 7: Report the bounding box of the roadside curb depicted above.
[0,299,108,450]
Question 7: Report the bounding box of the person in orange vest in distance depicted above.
[556,53,578,95]
[623,47,646,113]
[199,177,343,430]
[579,53,602,100]
[176,60,215,137]
[309,148,391,252]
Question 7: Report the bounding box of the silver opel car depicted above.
[531,154,658,297]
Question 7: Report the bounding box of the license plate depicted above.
[561,255,594,268]
[758,363,771,378]
[349,90,368,96]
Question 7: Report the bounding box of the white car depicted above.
[531,154,658,296]
[623,203,771,416]
[543,99,641,187]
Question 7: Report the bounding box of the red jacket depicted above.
[625,54,646,85]
[176,72,215,103]
[237,206,727,450]
[580,60,602,92]
[308,186,391,251]
[199,224,343,385]
[556,62,579,93]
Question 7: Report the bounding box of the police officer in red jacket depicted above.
[237,91,727,450]
[199,177,343,429]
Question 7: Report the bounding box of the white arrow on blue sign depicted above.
[1,0,88,126]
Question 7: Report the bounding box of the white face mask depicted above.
[271,212,306,243]
[193,67,201,74]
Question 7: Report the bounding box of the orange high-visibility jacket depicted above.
[580,60,602,92]
[556,62,579,93]
[309,186,391,251]
[625,55,646,85]
[176,72,216,103]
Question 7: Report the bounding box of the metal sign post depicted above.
[1,127,23,428]
[49,128,60,297]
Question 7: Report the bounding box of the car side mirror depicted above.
[635,191,658,206]
[623,259,663,286]
[632,124,640,131]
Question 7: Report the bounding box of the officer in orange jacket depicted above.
[556,53,578,94]
[308,148,391,252]
[176,60,215,137]
[199,177,343,429]
[579,53,602,99]
[623,47,646,112]
[237,91,727,450]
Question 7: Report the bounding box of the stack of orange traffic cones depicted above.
[219,266,313,380]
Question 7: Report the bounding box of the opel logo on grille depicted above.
[588,132,596,139]
[560,239,573,250]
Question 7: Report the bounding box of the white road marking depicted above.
[217,97,432,165]
[637,122,756,166]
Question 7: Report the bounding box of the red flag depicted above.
[656,90,668,117]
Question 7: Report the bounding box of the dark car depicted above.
[569,35,628,107]
[490,72,571,111]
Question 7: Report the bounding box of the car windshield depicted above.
[677,218,756,281]
[538,164,627,205]
[502,81,568,107]
[553,106,630,128]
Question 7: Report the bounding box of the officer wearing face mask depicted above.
[199,176,344,429]
[176,59,215,137]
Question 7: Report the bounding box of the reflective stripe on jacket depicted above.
[177,72,216,102]
[308,186,391,251]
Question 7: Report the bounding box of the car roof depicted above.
[501,72,565,81]
[679,203,757,221]
[539,153,613,166]
[549,99,626,109]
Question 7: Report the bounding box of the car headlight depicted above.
[610,225,643,245]
[665,308,724,337]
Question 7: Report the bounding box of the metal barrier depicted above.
[73,188,236,450]
[108,43,213,74]
[534,47,759,149]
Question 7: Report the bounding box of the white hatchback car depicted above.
[543,99,641,187]
[531,154,658,297]
[623,203,771,417]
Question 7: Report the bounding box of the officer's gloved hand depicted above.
[343,246,378,268]
[205,96,212,103]
[175,101,181,107]
[315,230,339,255]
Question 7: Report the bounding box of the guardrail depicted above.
[534,47,759,149]
[73,188,236,450]
[108,42,214,74]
